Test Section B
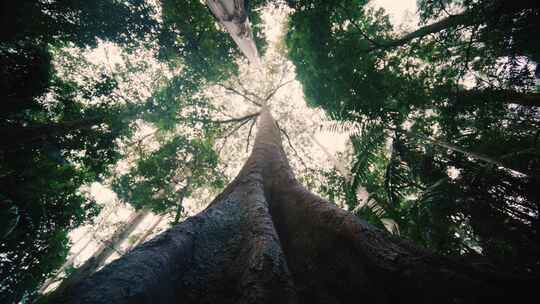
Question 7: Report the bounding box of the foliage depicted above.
[0,1,158,302]
[1,0,158,48]
[157,0,241,81]
[113,136,224,219]
[287,0,540,272]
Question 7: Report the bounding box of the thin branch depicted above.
[264,79,294,102]
[194,112,260,125]
[456,24,479,90]
[217,118,252,155]
[276,122,309,171]
[237,80,262,102]
[218,84,262,107]
[126,130,158,148]
[334,2,382,48]
[397,129,531,177]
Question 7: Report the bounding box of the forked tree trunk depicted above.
[58,107,529,304]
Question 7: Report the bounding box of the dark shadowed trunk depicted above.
[456,89,540,108]
[371,0,537,51]
[0,117,102,150]
[374,12,475,50]
[57,106,532,304]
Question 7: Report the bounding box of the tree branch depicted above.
[276,122,308,171]
[456,89,540,107]
[374,12,475,50]
[264,79,294,102]
[218,84,262,107]
[194,112,260,125]
[246,118,257,153]
[217,118,253,155]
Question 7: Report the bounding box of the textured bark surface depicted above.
[59,107,529,304]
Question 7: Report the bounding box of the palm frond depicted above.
[320,120,363,137]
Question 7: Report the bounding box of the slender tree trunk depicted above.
[49,210,150,299]
[206,0,261,65]
[0,117,102,150]
[376,12,475,49]
[310,134,351,181]
[58,107,529,304]
[38,207,118,294]
[130,215,166,248]
[405,131,530,176]
[38,234,94,294]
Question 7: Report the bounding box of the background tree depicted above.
[285,0,540,273]
[113,135,224,223]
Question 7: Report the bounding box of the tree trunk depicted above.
[206,0,261,65]
[0,117,102,150]
[130,215,166,248]
[373,0,537,50]
[376,12,475,49]
[456,89,540,108]
[58,107,530,304]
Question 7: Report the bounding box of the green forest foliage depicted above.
[157,0,241,81]
[286,0,540,273]
[1,0,539,302]
[1,1,158,301]
[0,0,259,302]
[113,135,224,222]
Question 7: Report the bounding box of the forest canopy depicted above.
[1,0,539,303]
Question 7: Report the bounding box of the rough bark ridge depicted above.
[60,107,528,304]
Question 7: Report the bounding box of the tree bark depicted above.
[206,0,261,65]
[58,107,530,304]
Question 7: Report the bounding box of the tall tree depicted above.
[56,106,533,304]
[285,0,540,272]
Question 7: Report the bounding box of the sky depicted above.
[44,0,420,293]
[373,0,417,25]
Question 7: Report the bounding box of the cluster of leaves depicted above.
[157,0,242,81]
[113,135,224,222]
[287,0,540,273]
[0,1,161,302]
